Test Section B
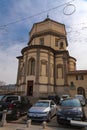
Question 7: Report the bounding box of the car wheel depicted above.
[57,117,62,125]
[47,113,51,122]
[82,113,86,121]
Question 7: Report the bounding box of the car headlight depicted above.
[72,107,82,114]
[73,107,82,111]
[42,111,49,114]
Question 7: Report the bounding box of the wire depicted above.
[0,0,75,28]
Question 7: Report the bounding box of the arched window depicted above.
[77,87,85,98]
[27,58,35,75]
[55,38,59,47]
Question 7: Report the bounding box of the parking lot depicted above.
[7,104,87,129]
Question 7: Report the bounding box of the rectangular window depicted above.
[40,38,44,45]
[60,42,64,49]
[76,75,78,80]
[80,75,84,80]
[55,38,59,47]
[76,75,84,80]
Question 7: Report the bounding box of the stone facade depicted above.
[16,18,87,98]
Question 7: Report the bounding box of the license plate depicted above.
[31,114,38,117]
[34,114,38,117]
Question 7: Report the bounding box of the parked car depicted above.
[57,98,86,125]
[0,95,5,101]
[48,95,60,104]
[60,94,70,104]
[27,100,57,122]
[0,95,32,120]
[74,94,86,106]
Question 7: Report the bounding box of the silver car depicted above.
[27,100,57,122]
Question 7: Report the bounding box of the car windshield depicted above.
[61,99,81,107]
[2,96,18,102]
[34,102,49,107]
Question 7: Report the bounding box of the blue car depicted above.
[57,98,86,125]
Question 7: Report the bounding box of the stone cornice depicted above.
[21,45,69,56]
[21,45,54,54]
[69,56,77,61]
[67,70,87,75]
[16,56,23,59]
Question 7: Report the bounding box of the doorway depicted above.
[27,81,33,96]
[77,87,85,98]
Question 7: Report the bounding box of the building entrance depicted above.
[27,81,33,96]
[77,87,85,98]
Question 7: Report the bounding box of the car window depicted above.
[34,102,49,107]
[51,101,55,106]
[2,96,18,102]
[61,99,81,107]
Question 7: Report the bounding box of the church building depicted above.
[16,17,87,98]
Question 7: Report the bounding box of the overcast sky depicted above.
[0,0,87,85]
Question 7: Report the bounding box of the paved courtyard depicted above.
[0,105,87,130]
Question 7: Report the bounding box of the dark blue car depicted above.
[57,98,86,125]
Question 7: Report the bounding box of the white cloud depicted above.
[0,42,25,84]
